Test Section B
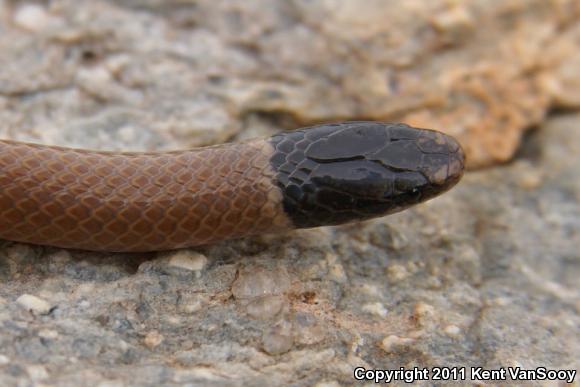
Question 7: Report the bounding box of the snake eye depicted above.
[409,187,421,201]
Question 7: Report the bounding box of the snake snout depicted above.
[364,124,465,211]
[414,129,465,191]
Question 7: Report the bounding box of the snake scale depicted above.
[0,122,464,252]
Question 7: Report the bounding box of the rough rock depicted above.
[0,113,577,385]
[0,1,579,386]
[0,0,579,167]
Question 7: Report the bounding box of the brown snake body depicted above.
[0,122,464,252]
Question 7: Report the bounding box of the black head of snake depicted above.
[270,121,465,228]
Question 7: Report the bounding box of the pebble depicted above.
[431,6,473,34]
[38,329,59,340]
[413,302,435,325]
[314,381,341,387]
[361,302,388,318]
[97,381,125,387]
[380,335,416,352]
[177,293,208,314]
[246,295,285,320]
[359,283,381,297]
[386,264,410,283]
[16,294,52,315]
[26,364,49,381]
[13,4,50,31]
[168,251,208,274]
[144,331,164,349]
[443,324,461,337]
[325,253,347,283]
[262,321,293,355]
[262,331,293,355]
[232,268,290,300]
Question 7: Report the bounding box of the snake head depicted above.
[271,122,465,228]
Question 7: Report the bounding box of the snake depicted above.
[0,122,464,252]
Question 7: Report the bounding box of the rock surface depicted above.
[1,0,579,167]
[0,1,579,386]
